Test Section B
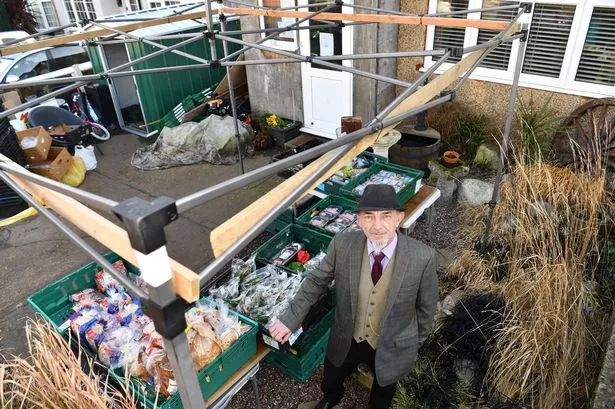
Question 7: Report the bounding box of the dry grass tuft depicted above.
[448,148,613,408]
[0,319,143,409]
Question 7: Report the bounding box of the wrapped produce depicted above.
[69,306,114,351]
[325,222,348,234]
[309,216,329,228]
[98,326,142,369]
[352,170,412,196]
[145,347,177,397]
[335,210,356,226]
[272,243,303,265]
[304,251,327,275]
[319,206,343,220]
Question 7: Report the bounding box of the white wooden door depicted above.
[299,0,353,139]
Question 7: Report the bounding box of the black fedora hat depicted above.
[357,184,404,212]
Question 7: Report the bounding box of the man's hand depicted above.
[269,319,292,343]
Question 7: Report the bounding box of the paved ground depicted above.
[0,133,282,357]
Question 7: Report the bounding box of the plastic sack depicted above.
[98,326,142,369]
[74,144,97,171]
[145,347,177,397]
[61,157,86,187]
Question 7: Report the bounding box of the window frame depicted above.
[257,0,299,52]
[423,0,615,98]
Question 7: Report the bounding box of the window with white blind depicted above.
[424,0,615,98]
[41,1,61,27]
[63,0,97,22]
[575,7,615,86]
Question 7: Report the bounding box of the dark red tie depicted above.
[371,252,386,285]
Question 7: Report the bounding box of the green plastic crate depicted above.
[253,224,333,274]
[316,151,387,196]
[27,252,259,409]
[296,195,358,236]
[341,162,424,206]
[264,308,334,383]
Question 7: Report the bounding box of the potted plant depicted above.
[261,113,302,146]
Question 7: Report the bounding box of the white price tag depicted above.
[58,319,71,333]
[319,32,334,57]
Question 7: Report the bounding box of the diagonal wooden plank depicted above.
[0,155,201,302]
[209,24,517,257]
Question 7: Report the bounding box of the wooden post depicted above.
[341,116,363,134]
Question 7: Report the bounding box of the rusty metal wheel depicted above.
[552,98,615,173]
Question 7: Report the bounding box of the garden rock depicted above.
[459,178,494,206]
[428,159,469,183]
[436,178,457,206]
[473,144,499,169]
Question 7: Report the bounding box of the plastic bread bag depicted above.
[113,302,143,326]
[186,320,222,371]
[70,289,119,314]
[69,306,116,352]
[98,326,143,369]
[95,269,126,295]
[106,289,134,312]
[139,316,164,349]
[145,347,177,397]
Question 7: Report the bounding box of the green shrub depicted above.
[516,94,561,161]
[449,112,490,162]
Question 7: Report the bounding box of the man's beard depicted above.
[370,239,388,252]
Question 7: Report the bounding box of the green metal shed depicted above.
[87,3,241,137]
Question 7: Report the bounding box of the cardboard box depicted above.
[16,127,52,165]
[0,91,21,109]
[29,147,73,181]
[48,124,81,136]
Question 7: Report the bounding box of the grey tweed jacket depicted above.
[279,230,438,386]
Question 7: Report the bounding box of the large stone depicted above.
[458,178,494,206]
[428,159,470,183]
[436,178,457,206]
[473,144,500,169]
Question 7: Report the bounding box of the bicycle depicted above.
[66,88,111,141]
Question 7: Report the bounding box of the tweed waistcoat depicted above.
[353,246,396,348]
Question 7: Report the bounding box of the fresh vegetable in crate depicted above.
[309,215,329,228]
[352,170,413,196]
[319,206,343,220]
[325,222,348,234]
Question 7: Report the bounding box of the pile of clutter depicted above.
[67,261,251,397]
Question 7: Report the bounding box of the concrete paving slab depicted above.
[0,132,283,356]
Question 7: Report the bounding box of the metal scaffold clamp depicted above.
[112,196,178,255]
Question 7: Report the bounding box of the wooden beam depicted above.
[222,7,518,30]
[0,10,219,57]
[209,22,518,257]
[0,158,201,302]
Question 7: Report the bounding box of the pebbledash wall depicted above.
[396,0,595,135]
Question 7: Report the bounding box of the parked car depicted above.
[0,45,92,101]
[0,30,35,46]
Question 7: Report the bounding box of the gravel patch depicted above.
[227,362,371,409]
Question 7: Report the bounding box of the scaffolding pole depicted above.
[220,15,245,175]
[0,5,530,408]
[220,3,337,62]
[0,33,206,119]
[482,27,528,248]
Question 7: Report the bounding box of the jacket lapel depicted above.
[349,232,365,320]
[382,234,412,324]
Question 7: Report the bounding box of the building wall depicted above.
[242,0,399,126]
[95,0,123,17]
[241,9,304,121]
[396,0,590,136]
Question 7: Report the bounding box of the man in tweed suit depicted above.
[270,184,438,409]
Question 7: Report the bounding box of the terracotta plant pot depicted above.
[442,150,460,167]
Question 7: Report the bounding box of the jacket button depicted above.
[366,324,370,328]
[370,302,375,306]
